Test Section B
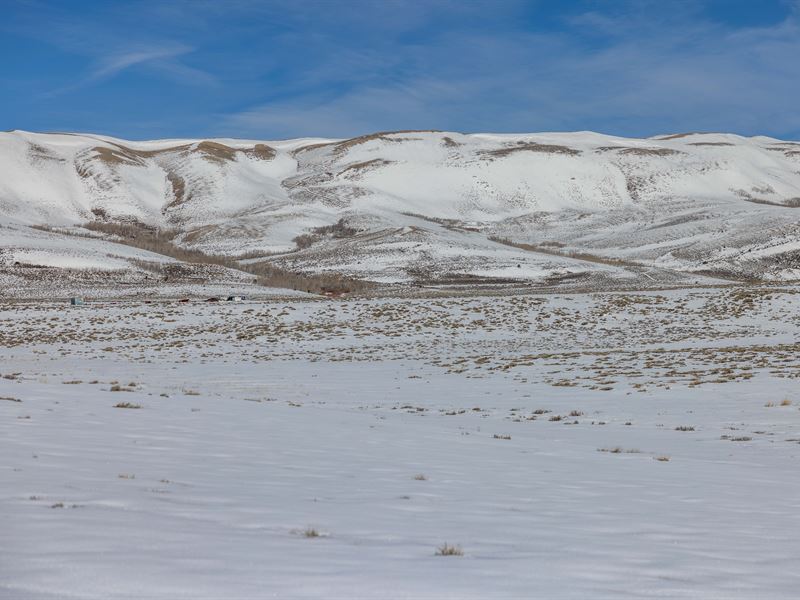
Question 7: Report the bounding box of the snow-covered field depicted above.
[2,286,800,599]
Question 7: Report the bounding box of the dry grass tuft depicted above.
[114,402,141,409]
[598,447,641,454]
[436,543,463,556]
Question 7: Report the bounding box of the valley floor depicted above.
[1,286,799,599]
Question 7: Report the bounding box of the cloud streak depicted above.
[89,46,190,81]
[3,0,800,139]
[40,44,210,98]
[219,2,800,140]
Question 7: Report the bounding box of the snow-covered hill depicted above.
[2,128,800,289]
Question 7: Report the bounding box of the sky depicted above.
[2,0,800,140]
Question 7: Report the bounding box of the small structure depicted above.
[70,297,84,306]
[226,295,245,302]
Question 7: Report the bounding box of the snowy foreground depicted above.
[2,287,800,599]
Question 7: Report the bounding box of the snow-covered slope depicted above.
[2,129,800,286]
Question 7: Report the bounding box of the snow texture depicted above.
[2,287,800,598]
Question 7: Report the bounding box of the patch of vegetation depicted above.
[293,218,360,250]
[436,543,463,556]
[598,447,641,454]
[110,384,133,392]
[65,220,369,295]
[114,402,141,409]
[480,141,581,158]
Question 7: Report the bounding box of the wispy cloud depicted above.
[3,1,216,97]
[41,44,210,98]
[219,2,800,139]
[89,46,190,81]
[4,0,800,139]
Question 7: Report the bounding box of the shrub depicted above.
[436,543,463,556]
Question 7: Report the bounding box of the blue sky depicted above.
[2,0,800,140]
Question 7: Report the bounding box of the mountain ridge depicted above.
[2,128,800,294]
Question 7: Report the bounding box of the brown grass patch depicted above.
[242,143,276,161]
[293,218,360,250]
[338,159,392,177]
[333,130,439,154]
[194,141,237,162]
[291,141,338,156]
[653,132,701,140]
[79,220,368,294]
[688,142,735,147]
[442,136,461,147]
[489,236,642,268]
[165,172,187,209]
[481,141,581,158]
[618,147,683,157]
